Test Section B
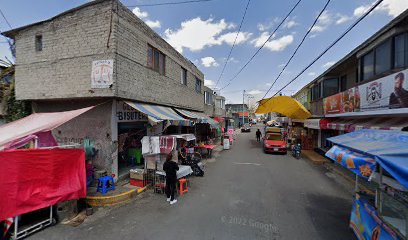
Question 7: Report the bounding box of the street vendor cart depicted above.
[326,129,408,240]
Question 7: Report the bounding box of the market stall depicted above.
[326,129,408,240]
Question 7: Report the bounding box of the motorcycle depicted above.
[292,144,301,159]
[180,147,205,177]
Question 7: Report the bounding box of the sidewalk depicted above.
[302,150,329,165]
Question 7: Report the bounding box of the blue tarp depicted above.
[327,129,408,189]
[326,145,376,178]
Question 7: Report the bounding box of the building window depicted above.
[361,51,374,81]
[311,83,321,101]
[35,35,43,51]
[340,75,347,92]
[195,77,202,93]
[204,91,213,105]
[394,33,407,68]
[323,78,339,98]
[147,45,165,75]
[375,39,391,74]
[181,67,187,85]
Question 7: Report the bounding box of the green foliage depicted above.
[1,66,31,122]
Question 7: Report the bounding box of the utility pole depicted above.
[242,90,245,127]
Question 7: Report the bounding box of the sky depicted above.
[1,0,408,106]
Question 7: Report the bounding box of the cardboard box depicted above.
[130,169,145,180]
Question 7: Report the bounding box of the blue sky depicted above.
[1,0,407,105]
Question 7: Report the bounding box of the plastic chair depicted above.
[97,176,115,195]
[178,178,189,196]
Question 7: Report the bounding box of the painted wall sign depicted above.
[116,101,148,122]
[91,60,114,88]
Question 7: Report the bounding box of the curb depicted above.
[86,186,147,207]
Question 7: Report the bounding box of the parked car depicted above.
[263,131,287,154]
[241,123,251,132]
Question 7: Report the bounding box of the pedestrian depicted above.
[163,152,179,205]
[256,129,262,142]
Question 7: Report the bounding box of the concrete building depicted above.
[292,9,408,151]
[2,0,205,177]
[226,103,249,127]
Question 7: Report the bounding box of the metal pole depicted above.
[242,90,245,126]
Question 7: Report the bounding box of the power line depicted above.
[260,0,384,106]
[261,0,331,100]
[0,8,12,30]
[126,0,213,7]
[219,0,303,90]
[214,0,251,88]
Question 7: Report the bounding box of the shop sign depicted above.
[91,60,114,88]
[323,69,408,115]
[116,101,148,122]
[323,88,360,115]
[359,69,408,111]
[304,119,321,129]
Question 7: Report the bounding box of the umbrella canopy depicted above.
[255,96,311,120]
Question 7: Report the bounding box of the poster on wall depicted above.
[358,69,408,111]
[116,101,148,122]
[323,87,360,115]
[91,60,114,88]
[323,93,342,114]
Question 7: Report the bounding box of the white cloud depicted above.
[266,83,272,87]
[164,17,251,53]
[278,63,285,68]
[311,10,332,33]
[285,20,298,29]
[308,72,316,76]
[132,7,161,29]
[354,0,408,18]
[309,34,317,38]
[322,61,335,68]
[145,20,161,29]
[201,57,219,67]
[251,32,294,52]
[217,32,252,45]
[204,79,216,87]
[132,7,149,19]
[247,90,263,95]
[335,14,351,24]
[257,17,280,31]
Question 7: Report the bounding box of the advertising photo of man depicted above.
[389,72,408,109]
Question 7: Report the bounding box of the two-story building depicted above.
[293,9,408,152]
[2,0,206,177]
[226,103,249,128]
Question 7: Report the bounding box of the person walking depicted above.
[163,153,179,205]
[256,129,262,142]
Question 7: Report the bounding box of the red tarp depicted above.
[0,148,86,221]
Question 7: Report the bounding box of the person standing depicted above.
[256,129,262,142]
[163,153,179,205]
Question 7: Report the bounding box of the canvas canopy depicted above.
[326,129,408,189]
[256,96,311,120]
[125,101,191,126]
[174,108,220,128]
[0,107,93,150]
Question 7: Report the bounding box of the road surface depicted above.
[30,127,354,240]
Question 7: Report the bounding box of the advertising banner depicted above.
[91,60,114,88]
[359,69,408,111]
[350,194,402,240]
[323,69,408,115]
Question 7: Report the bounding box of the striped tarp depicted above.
[175,108,220,128]
[125,101,191,126]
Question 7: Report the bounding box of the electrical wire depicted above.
[126,0,213,7]
[0,8,12,29]
[260,0,331,100]
[214,0,251,88]
[219,0,303,90]
[259,0,384,106]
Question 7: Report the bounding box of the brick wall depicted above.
[11,0,205,111]
[14,0,116,100]
[114,2,204,111]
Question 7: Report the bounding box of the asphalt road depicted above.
[30,127,354,240]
